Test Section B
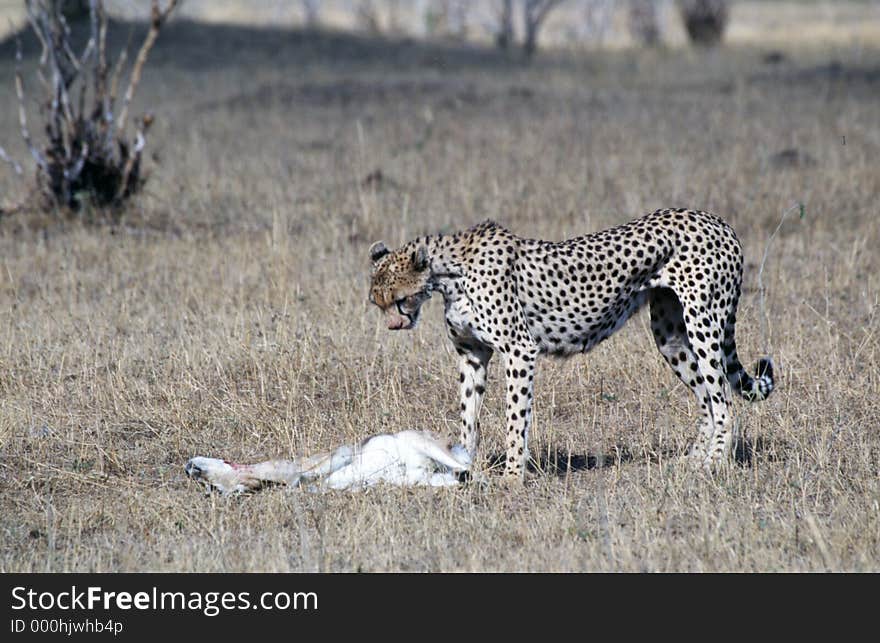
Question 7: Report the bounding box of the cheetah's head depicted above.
[368,241,432,330]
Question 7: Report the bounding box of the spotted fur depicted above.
[369,208,775,480]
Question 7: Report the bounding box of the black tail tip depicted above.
[756,358,774,381]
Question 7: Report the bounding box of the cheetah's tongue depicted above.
[385,310,410,330]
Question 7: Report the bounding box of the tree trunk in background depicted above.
[678,0,729,46]
[301,0,319,28]
[629,0,660,47]
[523,0,563,59]
[496,0,514,49]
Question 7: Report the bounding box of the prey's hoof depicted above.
[700,454,733,474]
[456,469,491,488]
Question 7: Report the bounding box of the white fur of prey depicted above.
[184,430,472,493]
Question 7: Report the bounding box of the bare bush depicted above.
[1,0,178,216]
[677,0,729,46]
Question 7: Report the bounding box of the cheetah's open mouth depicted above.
[384,293,428,330]
[396,302,416,329]
[386,307,415,330]
[388,311,420,330]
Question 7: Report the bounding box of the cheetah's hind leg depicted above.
[649,288,716,464]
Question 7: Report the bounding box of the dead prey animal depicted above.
[184,430,471,494]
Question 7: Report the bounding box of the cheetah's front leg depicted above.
[456,344,493,460]
[502,347,538,481]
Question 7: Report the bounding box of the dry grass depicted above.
[1,9,879,572]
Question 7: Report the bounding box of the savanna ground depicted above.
[1,2,879,572]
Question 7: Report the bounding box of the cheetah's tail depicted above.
[727,356,774,402]
[723,304,775,401]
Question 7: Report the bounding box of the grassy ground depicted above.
[1,9,879,572]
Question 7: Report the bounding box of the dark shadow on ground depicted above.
[477,436,786,477]
[750,59,880,91]
[0,16,537,76]
[485,446,645,476]
[530,449,634,475]
[734,435,787,467]
[3,16,876,98]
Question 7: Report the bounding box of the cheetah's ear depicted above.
[369,241,390,264]
[412,245,429,272]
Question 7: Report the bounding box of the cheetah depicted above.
[368,208,774,481]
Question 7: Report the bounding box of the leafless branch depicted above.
[24,0,49,66]
[117,0,178,140]
[0,145,23,176]
[105,39,130,153]
[117,114,152,201]
[14,38,48,171]
[58,13,85,73]
[108,46,128,109]
[95,0,110,126]
[117,136,142,198]
[81,4,97,65]
[65,143,89,185]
